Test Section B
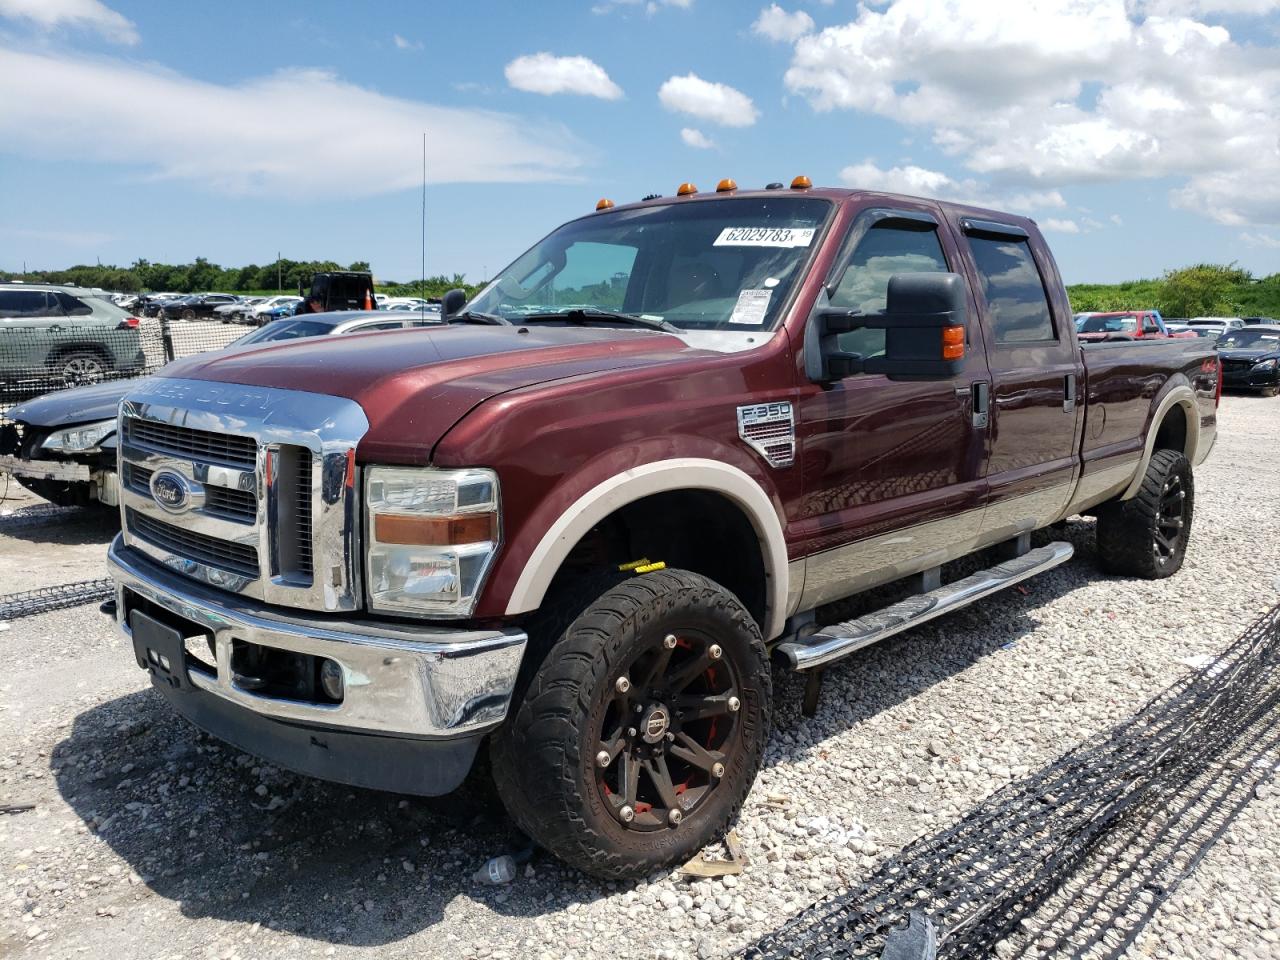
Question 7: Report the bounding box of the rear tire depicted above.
[52,349,109,384]
[1261,385,1279,398]
[1095,448,1193,579]
[490,568,770,880]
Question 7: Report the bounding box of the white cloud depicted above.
[680,127,715,149]
[592,0,693,12]
[1240,231,1280,248]
[658,73,759,127]
[392,34,422,51]
[0,0,137,43]
[838,160,1066,213]
[1042,218,1082,234]
[1134,0,1280,14]
[753,4,815,42]
[782,0,1280,226]
[504,53,623,100]
[0,48,586,197]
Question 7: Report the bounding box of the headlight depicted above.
[364,466,500,617]
[1253,358,1277,371]
[40,418,117,453]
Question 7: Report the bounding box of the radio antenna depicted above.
[421,132,427,313]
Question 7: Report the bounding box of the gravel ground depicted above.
[2,394,1278,960]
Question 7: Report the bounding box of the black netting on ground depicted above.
[1,316,250,416]
[0,579,114,621]
[741,601,1280,960]
[0,503,93,532]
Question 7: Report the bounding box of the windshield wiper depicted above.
[520,308,681,334]
[449,309,511,326]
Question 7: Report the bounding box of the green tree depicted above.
[1155,263,1251,317]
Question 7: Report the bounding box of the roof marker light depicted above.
[677,182,698,196]
[716,178,737,192]
[791,175,812,190]
[596,198,615,211]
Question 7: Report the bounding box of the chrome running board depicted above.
[778,541,1075,672]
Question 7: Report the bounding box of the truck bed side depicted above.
[1066,338,1218,515]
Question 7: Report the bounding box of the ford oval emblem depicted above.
[149,470,192,514]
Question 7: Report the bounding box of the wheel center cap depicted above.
[641,705,671,744]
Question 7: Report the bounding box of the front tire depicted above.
[1095,448,1193,578]
[491,569,771,880]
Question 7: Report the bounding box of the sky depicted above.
[0,0,1278,285]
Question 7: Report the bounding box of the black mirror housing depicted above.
[805,272,968,382]
[442,288,468,319]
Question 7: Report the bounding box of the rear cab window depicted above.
[966,232,1056,344]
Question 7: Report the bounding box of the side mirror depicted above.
[441,288,468,320]
[805,272,968,383]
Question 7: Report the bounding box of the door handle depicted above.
[971,381,990,429]
[1064,374,1077,413]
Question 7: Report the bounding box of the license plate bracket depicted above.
[130,610,190,690]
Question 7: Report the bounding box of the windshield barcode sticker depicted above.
[729,288,773,325]
[714,226,815,248]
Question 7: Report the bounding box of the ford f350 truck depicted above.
[106,178,1219,879]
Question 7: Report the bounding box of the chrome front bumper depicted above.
[107,537,527,739]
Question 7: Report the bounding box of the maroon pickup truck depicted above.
[106,180,1219,879]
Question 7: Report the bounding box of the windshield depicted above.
[234,319,333,345]
[466,197,834,330]
[1077,314,1138,334]
[1218,329,1280,350]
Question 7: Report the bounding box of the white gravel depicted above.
[2,393,1279,959]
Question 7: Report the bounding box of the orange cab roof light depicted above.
[716,178,737,192]
[791,175,812,189]
[677,182,698,196]
[596,198,615,211]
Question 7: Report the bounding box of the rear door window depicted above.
[54,292,93,316]
[0,290,55,317]
[967,236,1056,343]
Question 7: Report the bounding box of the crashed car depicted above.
[0,310,442,507]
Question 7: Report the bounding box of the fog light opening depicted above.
[320,658,345,702]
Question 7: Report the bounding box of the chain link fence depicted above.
[741,600,1280,960]
[1,316,249,417]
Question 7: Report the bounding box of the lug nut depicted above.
[711,762,725,779]
[596,750,611,767]
[727,696,741,713]
[708,644,722,660]
[663,634,678,649]
[615,676,631,694]
[668,808,683,826]
[635,703,645,713]
[619,805,635,823]
[666,732,675,742]
[627,727,637,737]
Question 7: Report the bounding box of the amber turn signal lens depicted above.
[942,326,965,360]
[716,178,737,192]
[596,198,615,211]
[677,182,698,196]
[791,175,812,189]
[375,512,498,546]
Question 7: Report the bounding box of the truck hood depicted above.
[8,377,141,428]
[156,325,714,463]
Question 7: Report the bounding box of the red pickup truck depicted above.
[106,180,1219,879]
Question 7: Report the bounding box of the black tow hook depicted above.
[99,598,118,618]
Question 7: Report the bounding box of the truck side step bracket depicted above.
[778,541,1074,674]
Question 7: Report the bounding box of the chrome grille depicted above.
[127,419,256,467]
[295,449,313,576]
[118,379,368,612]
[124,462,256,525]
[126,508,259,578]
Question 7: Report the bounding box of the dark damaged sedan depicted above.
[1217,325,1280,396]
